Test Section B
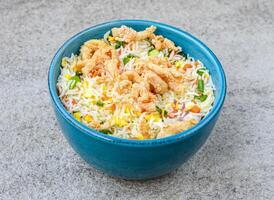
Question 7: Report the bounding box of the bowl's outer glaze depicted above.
[48,20,226,180]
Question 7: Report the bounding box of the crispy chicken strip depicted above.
[147,63,174,82]
[136,26,156,40]
[147,63,185,93]
[149,56,172,68]
[145,71,168,94]
[112,26,137,43]
[104,58,120,80]
[152,35,178,51]
[112,26,156,43]
[157,119,198,139]
[116,80,132,94]
[80,39,108,60]
[82,46,117,75]
[138,102,156,113]
[120,71,142,83]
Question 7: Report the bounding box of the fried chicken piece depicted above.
[112,26,137,43]
[136,26,156,40]
[145,71,168,94]
[147,63,174,82]
[157,119,198,139]
[116,80,132,94]
[71,59,85,72]
[134,59,148,74]
[104,58,120,80]
[80,39,108,60]
[139,118,153,139]
[152,35,178,51]
[120,71,142,83]
[131,83,155,103]
[138,102,156,112]
[147,63,185,93]
[149,56,172,68]
[82,46,117,75]
[112,26,156,43]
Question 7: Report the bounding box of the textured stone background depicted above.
[0,0,274,199]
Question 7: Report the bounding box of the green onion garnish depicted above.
[76,71,83,76]
[100,129,113,135]
[148,49,160,56]
[197,68,205,76]
[96,101,104,107]
[156,106,168,118]
[115,41,125,49]
[122,54,135,65]
[194,94,208,102]
[69,75,81,89]
[197,79,204,93]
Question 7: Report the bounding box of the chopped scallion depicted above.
[100,129,113,135]
[69,75,81,89]
[115,41,125,49]
[197,79,204,93]
[194,94,208,102]
[96,101,104,107]
[122,54,135,65]
[148,49,160,56]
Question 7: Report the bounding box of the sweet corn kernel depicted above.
[83,80,89,88]
[102,85,107,91]
[172,102,180,110]
[145,113,161,122]
[134,111,141,117]
[113,117,128,127]
[73,112,81,121]
[175,61,183,68]
[64,74,72,79]
[135,133,144,140]
[108,97,113,102]
[61,58,68,67]
[125,105,131,114]
[84,115,93,122]
[144,115,151,121]
[204,73,209,79]
[108,36,115,42]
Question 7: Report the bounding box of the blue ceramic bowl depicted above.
[48,20,226,180]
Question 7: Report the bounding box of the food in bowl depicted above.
[57,26,215,140]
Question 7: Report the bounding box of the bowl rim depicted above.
[48,19,226,147]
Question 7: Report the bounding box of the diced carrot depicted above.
[106,50,112,57]
[190,105,201,113]
[176,76,183,82]
[142,132,151,139]
[117,60,121,69]
[72,99,77,105]
[194,61,200,67]
[184,63,192,70]
[101,95,109,101]
[111,104,116,112]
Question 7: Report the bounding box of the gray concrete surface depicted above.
[0,0,274,199]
